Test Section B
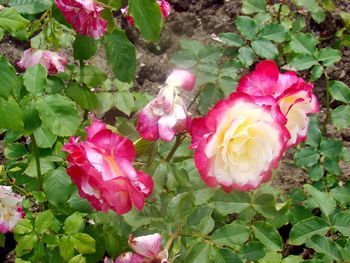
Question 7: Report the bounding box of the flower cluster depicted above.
[63,120,153,215]
[136,69,195,142]
[104,233,168,263]
[189,60,318,192]
[55,0,107,39]
[0,186,24,233]
[17,48,67,75]
[121,0,171,26]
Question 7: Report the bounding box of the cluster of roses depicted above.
[63,60,318,219]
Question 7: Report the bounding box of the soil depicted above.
[0,0,350,192]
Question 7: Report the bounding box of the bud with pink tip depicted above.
[166,69,196,91]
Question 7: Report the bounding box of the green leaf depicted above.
[289,216,330,245]
[210,191,250,215]
[14,219,33,234]
[114,91,135,116]
[73,34,98,60]
[185,242,211,263]
[329,80,350,103]
[332,105,350,129]
[294,147,320,167]
[310,64,324,81]
[65,82,98,110]
[0,97,23,130]
[290,54,318,70]
[34,210,59,235]
[290,33,318,55]
[0,56,17,99]
[253,193,277,218]
[211,221,250,246]
[36,94,81,136]
[239,241,265,261]
[260,23,287,42]
[68,254,86,263]
[318,48,341,67]
[253,221,283,251]
[242,0,266,14]
[0,8,29,32]
[306,235,342,261]
[309,164,324,181]
[171,49,197,68]
[236,16,257,40]
[75,65,107,86]
[217,33,244,47]
[330,185,350,205]
[64,212,85,235]
[213,248,242,263]
[324,158,342,175]
[59,236,75,262]
[259,252,282,263]
[198,83,224,115]
[23,101,41,132]
[43,167,73,206]
[332,211,350,236]
[15,232,38,256]
[23,64,47,95]
[8,0,52,14]
[129,0,162,42]
[105,29,136,82]
[70,233,96,254]
[238,46,255,67]
[34,125,57,148]
[281,255,303,263]
[251,39,278,59]
[320,139,342,158]
[4,143,27,160]
[304,184,336,216]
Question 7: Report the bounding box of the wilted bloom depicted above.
[63,120,153,215]
[115,233,168,263]
[165,69,196,91]
[17,48,67,75]
[55,0,107,39]
[0,186,24,233]
[137,84,190,142]
[237,60,319,147]
[121,0,171,26]
[190,92,290,192]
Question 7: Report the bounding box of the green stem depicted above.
[277,3,282,23]
[322,72,330,135]
[165,135,184,162]
[30,135,43,191]
[188,86,204,110]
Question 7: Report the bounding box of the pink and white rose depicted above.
[63,119,153,215]
[55,0,107,39]
[189,92,290,192]
[165,69,196,91]
[237,60,319,147]
[137,85,190,142]
[17,48,67,75]
[114,233,168,263]
[0,186,25,233]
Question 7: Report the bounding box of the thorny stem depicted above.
[322,72,330,135]
[165,135,185,162]
[165,232,177,252]
[30,135,43,191]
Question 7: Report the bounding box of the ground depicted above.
[0,0,349,193]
